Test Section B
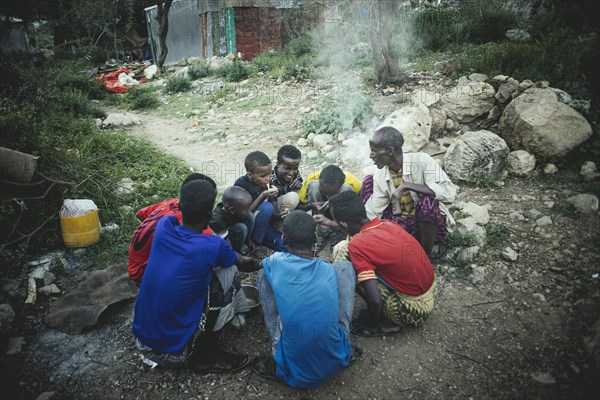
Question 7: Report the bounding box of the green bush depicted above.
[126,86,160,110]
[51,69,106,100]
[188,63,210,80]
[485,224,511,248]
[55,89,106,119]
[165,75,191,94]
[216,62,249,82]
[302,83,372,136]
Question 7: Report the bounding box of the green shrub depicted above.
[188,63,210,80]
[485,224,511,248]
[165,75,191,94]
[52,69,106,100]
[126,86,160,110]
[216,62,249,82]
[285,33,314,58]
[302,83,372,136]
[55,89,106,118]
[445,230,479,249]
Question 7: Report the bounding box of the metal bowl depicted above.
[241,284,260,312]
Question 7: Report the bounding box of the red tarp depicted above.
[94,67,147,93]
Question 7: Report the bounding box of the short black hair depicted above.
[328,191,367,224]
[182,173,217,189]
[277,145,301,164]
[376,126,404,153]
[320,165,345,184]
[179,180,217,224]
[244,151,271,173]
[222,186,252,208]
[283,210,316,249]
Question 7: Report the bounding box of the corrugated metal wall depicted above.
[145,0,202,65]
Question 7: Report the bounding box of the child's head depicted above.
[179,180,217,226]
[283,210,317,250]
[276,145,301,183]
[328,191,368,235]
[244,151,272,187]
[181,173,217,189]
[319,165,345,198]
[222,186,253,220]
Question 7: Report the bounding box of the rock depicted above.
[444,130,509,182]
[429,106,446,137]
[5,336,23,355]
[468,73,488,82]
[543,164,558,174]
[102,113,142,128]
[491,75,509,84]
[518,79,534,91]
[522,195,536,201]
[95,118,102,127]
[507,150,536,176]
[580,161,597,176]
[529,208,542,218]
[25,277,36,305]
[502,247,518,261]
[444,118,454,130]
[536,216,553,226]
[411,90,440,107]
[458,246,480,262]
[173,66,189,76]
[143,65,159,80]
[459,202,491,225]
[271,115,287,124]
[471,265,486,284]
[536,80,549,89]
[30,265,50,280]
[296,138,308,147]
[101,223,119,233]
[325,150,339,159]
[114,177,136,195]
[486,105,501,123]
[505,29,531,41]
[34,393,58,400]
[531,372,556,385]
[532,293,546,302]
[119,205,134,213]
[312,134,334,148]
[39,284,61,295]
[499,88,592,158]
[437,81,496,123]
[509,211,526,221]
[337,133,346,142]
[43,272,56,286]
[307,132,316,141]
[321,145,334,153]
[307,150,320,159]
[378,102,432,151]
[548,87,591,113]
[247,110,261,119]
[495,78,520,103]
[456,218,487,245]
[567,194,599,214]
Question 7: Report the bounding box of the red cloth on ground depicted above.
[348,218,434,296]
[128,198,214,284]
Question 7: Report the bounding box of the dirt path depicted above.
[6,78,600,400]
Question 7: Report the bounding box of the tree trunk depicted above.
[370,0,405,86]
[155,0,173,68]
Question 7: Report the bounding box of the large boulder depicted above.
[378,102,432,152]
[498,88,592,158]
[444,130,509,182]
[437,81,496,123]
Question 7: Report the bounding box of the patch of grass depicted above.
[55,89,106,119]
[126,86,160,110]
[215,62,249,83]
[249,34,315,82]
[165,75,191,94]
[445,230,479,249]
[468,171,501,189]
[394,93,410,105]
[188,63,210,80]
[486,223,511,248]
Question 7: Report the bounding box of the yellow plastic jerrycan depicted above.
[59,199,101,248]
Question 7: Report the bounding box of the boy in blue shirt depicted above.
[234,151,286,252]
[253,211,361,388]
[132,180,258,371]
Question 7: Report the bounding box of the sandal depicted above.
[193,350,249,373]
[251,356,280,382]
[350,319,401,337]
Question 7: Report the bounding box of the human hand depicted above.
[263,186,279,198]
[311,201,325,211]
[317,201,330,212]
[289,177,303,190]
[279,207,290,218]
[391,184,409,204]
[313,214,335,228]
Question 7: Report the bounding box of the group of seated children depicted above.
[129,127,455,388]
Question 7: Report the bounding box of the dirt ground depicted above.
[2,74,600,400]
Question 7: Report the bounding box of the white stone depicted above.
[499,88,593,158]
[580,161,597,176]
[531,372,556,385]
[321,144,334,153]
[411,90,440,107]
[312,134,334,148]
[38,284,61,295]
[444,130,509,182]
[529,208,542,218]
[378,102,432,152]
[325,150,339,160]
[296,138,308,147]
[532,293,546,302]
[468,73,488,82]
[337,133,346,142]
[307,132,316,141]
[507,150,536,176]
[271,115,287,124]
[114,178,136,195]
[247,110,261,119]
[43,272,56,286]
[567,194,599,214]
[307,150,320,159]
[471,265,486,284]
[456,218,487,245]
[536,216,553,226]
[458,246,480,262]
[143,65,159,80]
[544,164,558,174]
[509,211,525,221]
[495,78,519,103]
[502,247,518,261]
[30,265,50,280]
[459,202,491,225]
[437,81,496,123]
[102,113,142,128]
